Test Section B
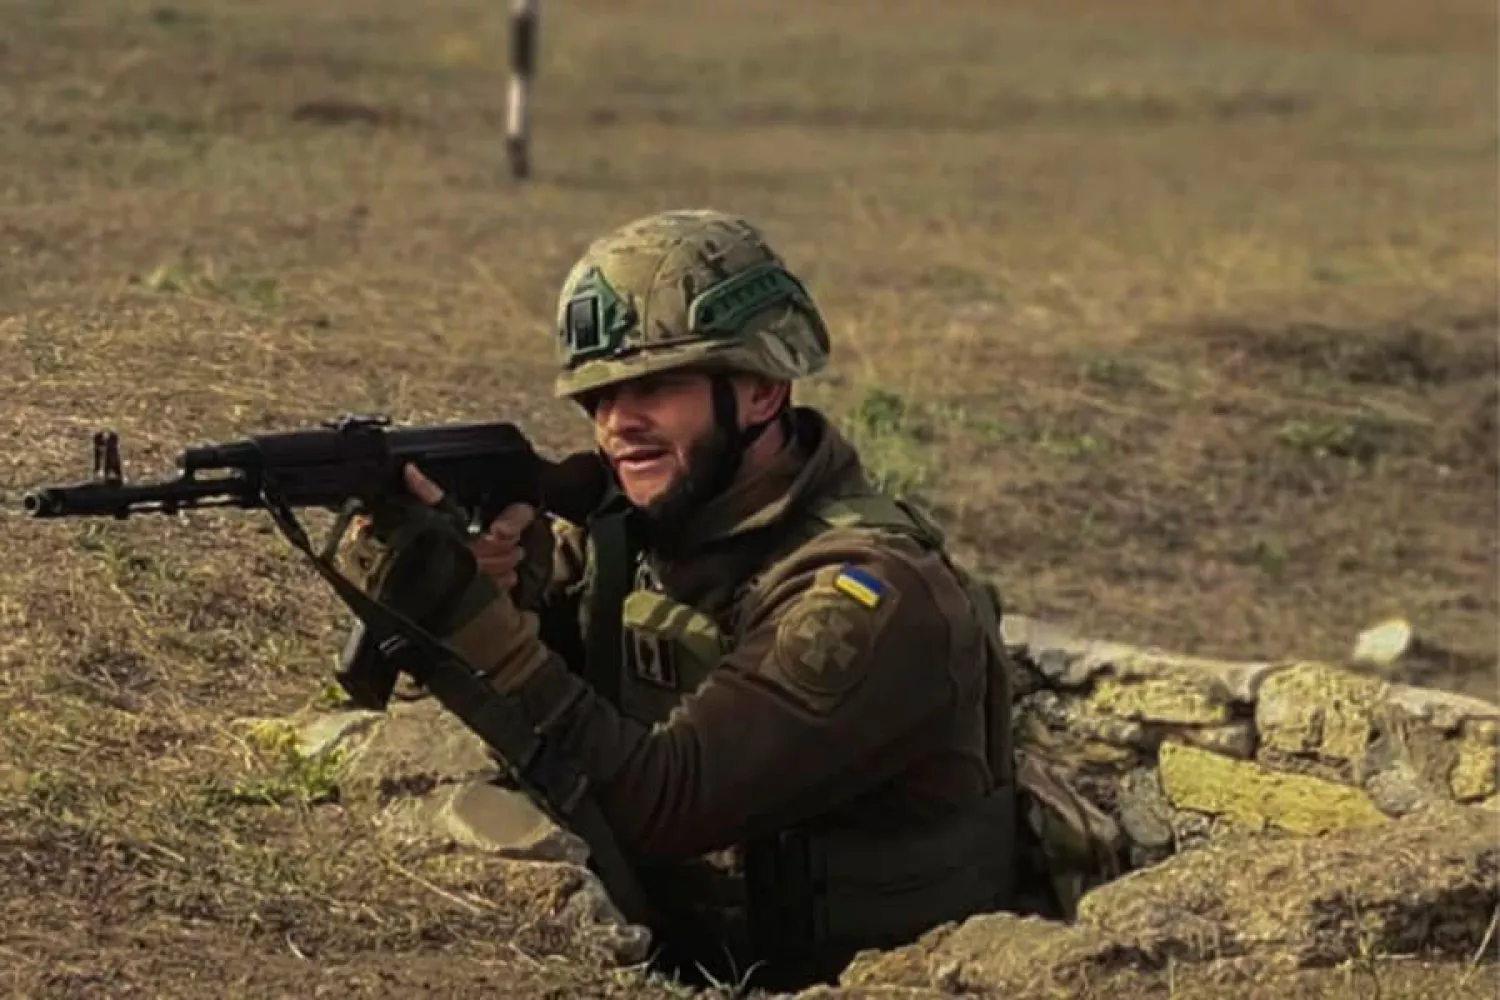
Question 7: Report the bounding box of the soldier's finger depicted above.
[402,463,446,506]
[487,503,536,540]
[471,532,521,559]
[476,547,524,575]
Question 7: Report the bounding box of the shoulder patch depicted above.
[771,565,901,711]
[833,564,886,608]
[775,590,872,703]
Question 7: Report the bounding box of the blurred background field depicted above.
[0,1,1494,995]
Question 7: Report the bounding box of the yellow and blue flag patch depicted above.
[833,565,885,609]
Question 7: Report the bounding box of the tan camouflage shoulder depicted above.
[547,513,589,596]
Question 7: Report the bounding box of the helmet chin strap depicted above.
[703,374,783,501]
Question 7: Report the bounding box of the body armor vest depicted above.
[582,486,1019,990]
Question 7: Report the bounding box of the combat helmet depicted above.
[552,209,830,401]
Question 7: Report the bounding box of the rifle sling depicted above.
[583,509,633,702]
[262,495,655,930]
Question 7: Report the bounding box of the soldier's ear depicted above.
[734,375,790,426]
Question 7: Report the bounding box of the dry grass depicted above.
[0,0,1495,995]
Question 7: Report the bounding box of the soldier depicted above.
[345,209,1024,989]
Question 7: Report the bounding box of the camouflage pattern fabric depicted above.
[552,210,831,399]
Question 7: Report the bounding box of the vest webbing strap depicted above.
[583,509,633,705]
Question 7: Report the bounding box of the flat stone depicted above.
[1087,675,1230,726]
[377,780,590,865]
[1159,740,1389,837]
[1016,690,1150,751]
[446,781,592,864]
[340,697,498,788]
[294,709,382,759]
[1097,647,1285,704]
[1386,683,1500,730]
[999,614,1079,657]
[1255,662,1387,770]
[1000,615,1286,701]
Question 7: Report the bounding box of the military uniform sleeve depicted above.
[508,530,975,861]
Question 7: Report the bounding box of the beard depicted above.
[633,423,739,542]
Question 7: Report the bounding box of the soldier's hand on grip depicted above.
[471,503,537,590]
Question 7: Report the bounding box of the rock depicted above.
[271,614,1500,995]
[1014,690,1149,756]
[294,709,382,759]
[280,698,654,968]
[377,781,591,865]
[1352,617,1415,668]
[1255,662,1387,779]
[339,696,500,789]
[1088,674,1231,726]
[1158,741,1389,836]
[484,857,653,966]
[1115,768,1175,865]
[549,862,655,965]
[1386,683,1500,730]
[1001,615,1286,702]
[1351,618,1498,684]
[1381,686,1500,803]
[1364,760,1442,816]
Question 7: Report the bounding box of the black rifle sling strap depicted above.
[260,494,654,929]
[583,507,634,705]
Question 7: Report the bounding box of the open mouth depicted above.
[613,446,671,475]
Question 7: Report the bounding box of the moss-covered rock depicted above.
[1159,740,1389,835]
[1088,674,1231,725]
[1255,661,1388,777]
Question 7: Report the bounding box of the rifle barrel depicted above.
[23,476,255,519]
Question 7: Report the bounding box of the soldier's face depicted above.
[590,372,726,516]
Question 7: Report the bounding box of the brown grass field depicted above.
[1,0,1496,995]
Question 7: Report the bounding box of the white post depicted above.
[506,0,539,180]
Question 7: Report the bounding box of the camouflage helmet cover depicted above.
[552,209,831,399]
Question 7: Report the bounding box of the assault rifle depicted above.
[21,414,649,926]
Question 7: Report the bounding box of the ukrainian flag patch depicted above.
[833,565,885,608]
